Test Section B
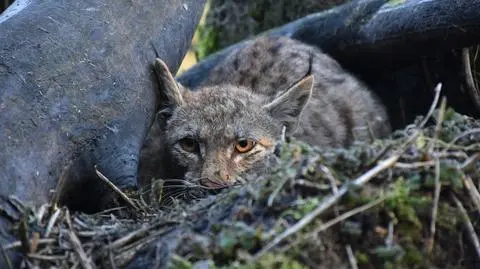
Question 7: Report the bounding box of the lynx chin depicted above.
[140,36,390,189]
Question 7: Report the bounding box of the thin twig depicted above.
[35,204,49,225]
[44,207,61,238]
[52,163,71,210]
[394,161,435,169]
[452,194,480,260]
[95,165,140,211]
[65,208,73,230]
[428,158,441,255]
[281,126,286,143]
[0,247,13,269]
[464,176,480,215]
[385,221,394,247]
[27,253,68,261]
[267,166,295,207]
[279,196,386,254]
[320,164,338,194]
[322,164,340,215]
[108,242,118,269]
[441,128,480,154]
[67,231,96,269]
[346,245,359,269]
[462,48,480,112]
[253,155,398,260]
[460,153,480,172]
[428,97,447,153]
[304,196,385,247]
[2,239,56,250]
[107,222,175,250]
[419,83,443,128]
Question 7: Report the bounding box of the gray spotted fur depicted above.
[139,36,390,188]
[200,36,391,146]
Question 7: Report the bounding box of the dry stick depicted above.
[428,158,441,255]
[108,238,118,269]
[44,208,61,237]
[64,208,74,231]
[394,160,435,169]
[300,196,386,248]
[278,196,385,254]
[461,153,480,172]
[112,227,174,267]
[253,155,398,260]
[51,163,71,211]
[35,204,49,225]
[267,164,296,207]
[94,166,140,212]
[321,164,339,194]
[385,221,394,247]
[323,164,340,216]
[346,245,359,269]
[427,97,446,255]
[428,97,447,153]
[464,176,480,214]
[67,231,96,269]
[452,194,480,260]
[107,221,174,250]
[0,247,13,269]
[462,48,480,112]
[440,128,480,155]
[27,253,68,261]
[419,83,443,128]
[2,239,56,250]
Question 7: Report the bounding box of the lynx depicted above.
[139,36,390,189]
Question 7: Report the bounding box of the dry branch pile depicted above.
[4,87,480,268]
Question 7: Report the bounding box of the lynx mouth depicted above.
[200,178,231,189]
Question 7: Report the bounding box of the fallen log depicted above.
[177,0,480,127]
[0,0,205,266]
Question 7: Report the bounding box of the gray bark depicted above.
[0,0,205,266]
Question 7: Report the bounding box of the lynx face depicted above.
[153,59,312,189]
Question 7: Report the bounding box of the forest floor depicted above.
[8,89,480,269]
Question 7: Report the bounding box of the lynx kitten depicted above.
[140,36,390,189]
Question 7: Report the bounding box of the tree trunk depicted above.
[0,0,205,266]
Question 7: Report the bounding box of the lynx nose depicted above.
[217,170,231,181]
[200,169,234,189]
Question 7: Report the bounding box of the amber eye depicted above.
[178,138,199,153]
[235,139,256,153]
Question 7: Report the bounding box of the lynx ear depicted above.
[264,75,313,134]
[154,58,184,106]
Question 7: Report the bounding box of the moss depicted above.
[199,0,350,56]
[385,178,424,229]
[234,254,309,269]
[194,24,221,61]
[168,255,194,269]
[356,251,370,264]
[280,197,321,221]
[402,245,425,267]
[213,222,263,263]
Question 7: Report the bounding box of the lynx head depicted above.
[154,58,313,189]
